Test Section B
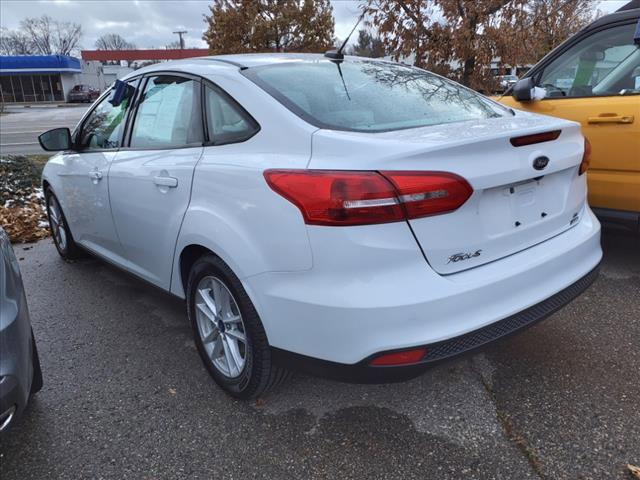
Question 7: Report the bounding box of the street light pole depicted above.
[172,30,187,49]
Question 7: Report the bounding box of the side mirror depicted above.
[512,77,535,101]
[38,127,73,151]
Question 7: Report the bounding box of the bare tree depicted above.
[54,20,82,55]
[21,15,54,54]
[0,28,34,55]
[165,40,182,49]
[95,33,136,50]
[15,15,82,56]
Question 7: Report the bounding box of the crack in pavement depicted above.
[471,355,545,479]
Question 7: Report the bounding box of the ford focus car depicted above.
[37,54,602,399]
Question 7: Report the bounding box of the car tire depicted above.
[187,254,289,399]
[30,331,43,395]
[45,189,84,260]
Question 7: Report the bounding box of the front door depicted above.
[108,74,204,289]
[500,20,640,213]
[61,87,134,262]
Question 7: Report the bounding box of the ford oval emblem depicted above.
[533,156,549,170]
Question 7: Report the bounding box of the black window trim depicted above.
[201,78,261,147]
[523,17,640,101]
[120,71,206,152]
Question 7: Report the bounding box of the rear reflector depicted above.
[579,137,591,175]
[510,130,561,147]
[264,170,472,226]
[369,347,427,366]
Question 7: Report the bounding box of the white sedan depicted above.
[38,54,602,399]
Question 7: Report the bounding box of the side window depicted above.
[130,75,202,149]
[78,83,134,150]
[537,22,640,98]
[205,85,259,145]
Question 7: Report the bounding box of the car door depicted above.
[500,19,640,215]
[108,74,204,289]
[60,80,137,262]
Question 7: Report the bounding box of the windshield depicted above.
[244,60,510,133]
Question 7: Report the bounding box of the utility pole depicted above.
[172,30,187,49]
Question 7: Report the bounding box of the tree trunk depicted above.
[462,56,475,86]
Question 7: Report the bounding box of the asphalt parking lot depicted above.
[0,105,87,155]
[0,228,638,479]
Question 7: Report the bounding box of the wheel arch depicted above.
[178,244,213,298]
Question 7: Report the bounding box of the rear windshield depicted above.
[244,60,510,132]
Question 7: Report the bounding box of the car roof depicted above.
[123,53,387,80]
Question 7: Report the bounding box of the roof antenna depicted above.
[324,9,366,62]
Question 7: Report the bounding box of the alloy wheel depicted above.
[194,276,248,378]
[47,196,67,251]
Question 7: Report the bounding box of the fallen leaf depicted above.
[255,398,266,407]
[628,464,640,479]
[168,388,177,395]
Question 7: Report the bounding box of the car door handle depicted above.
[88,170,103,183]
[587,114,634,124]
[153,176,178,188]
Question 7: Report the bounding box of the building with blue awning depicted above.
[0,55,98,103]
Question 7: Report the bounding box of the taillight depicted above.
[264,170,472,226]
[381,171,472,218]
[579,138,591,175]
[369,347,427,366]
[264,170,403,226]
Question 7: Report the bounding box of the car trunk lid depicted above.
[309,112,587,274]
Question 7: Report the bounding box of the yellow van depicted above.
[499,6,640,231]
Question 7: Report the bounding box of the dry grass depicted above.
[0,154,51,243]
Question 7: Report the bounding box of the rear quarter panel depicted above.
[170,72,317,297]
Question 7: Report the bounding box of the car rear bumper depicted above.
[270,264,599,382]
[245,205,602,367]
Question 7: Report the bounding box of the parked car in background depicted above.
[68,84,100,103]
[38,54,601,399]
[0,227,43,433]
[496,74,518,93]
[499,7,640,231]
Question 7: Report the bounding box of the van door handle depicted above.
[153,175,178,188]
[587,114,634,124]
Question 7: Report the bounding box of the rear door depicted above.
[108,74,204,289]
[500,19,640,213]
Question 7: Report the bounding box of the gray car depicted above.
[0,227,42,433]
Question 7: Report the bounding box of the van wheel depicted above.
[45,190,83,260]
[186,254,289,399]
